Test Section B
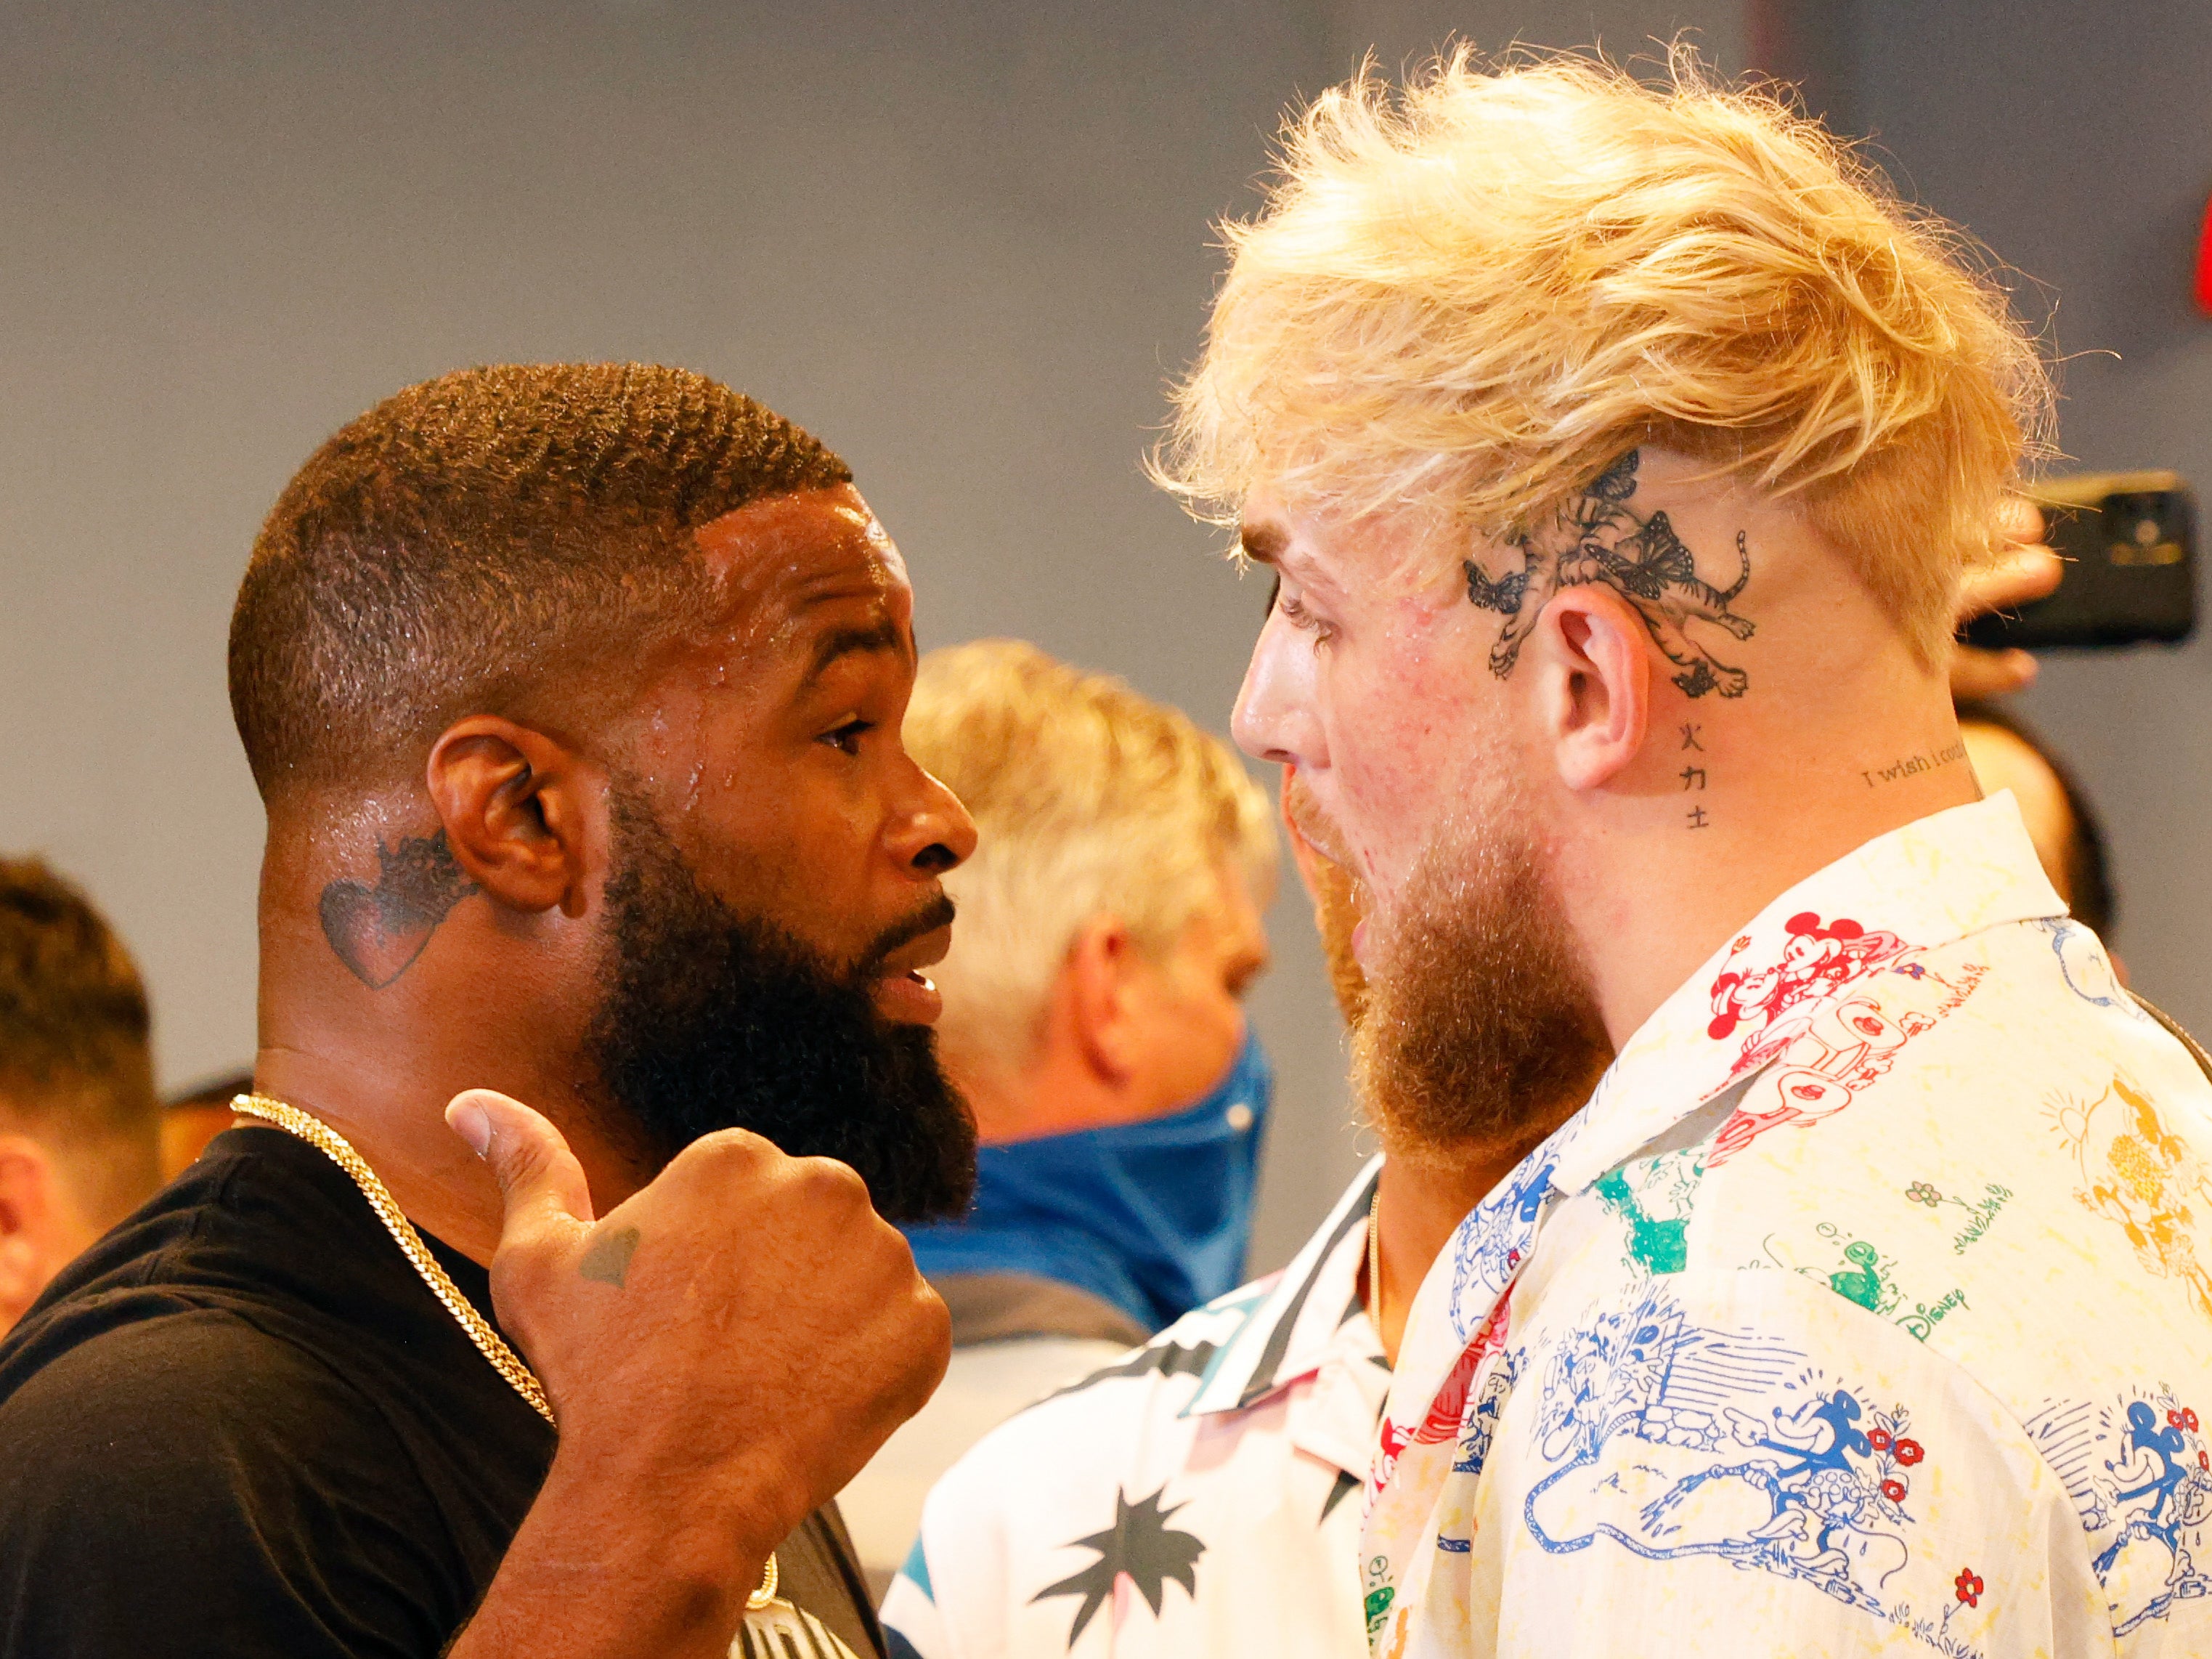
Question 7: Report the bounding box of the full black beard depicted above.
[585,798,977,1224]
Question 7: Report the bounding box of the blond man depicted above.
[1149,46,2208,1659]
[839,639,1276,1596]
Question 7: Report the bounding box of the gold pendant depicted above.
[730,1598,860,1658]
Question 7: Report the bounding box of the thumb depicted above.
[446,1089,596,1252]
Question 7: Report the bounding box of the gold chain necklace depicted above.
[232,1092,782,1611]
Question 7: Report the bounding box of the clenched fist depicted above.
[444,1089,950,1659]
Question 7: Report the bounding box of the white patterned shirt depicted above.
[1363,793,2212,1659]
[882,1162,1387,1658]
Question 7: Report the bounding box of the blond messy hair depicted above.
[1158,46,2052,663]
[905,640,1277,1077]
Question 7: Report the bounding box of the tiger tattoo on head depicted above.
[1464,449,1757,699]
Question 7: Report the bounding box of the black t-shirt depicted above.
[0,1124,883,1658]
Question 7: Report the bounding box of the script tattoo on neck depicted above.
[1861,740,1967,789]
[318,830,480,989]
[1463,449,1757,698]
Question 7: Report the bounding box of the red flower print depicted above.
[1867,1429,1893,1451]
[2199,1451,2208,1471]
[1893,1438,1924,1466]
[1955,1569,1983,1607]
[2169,1410,2184,1429]
[2187,1408,2200,1431]
[1882,1479,1908,1503]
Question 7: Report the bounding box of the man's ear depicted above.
[0,1135,71,1327]
[425,717,606,920]
[1063,914,1143,1086]
[1526,586,1651,792]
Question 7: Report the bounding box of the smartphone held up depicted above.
[1963,471,2197,650]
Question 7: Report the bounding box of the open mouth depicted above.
[866,917,953,1025]
[871,965,943,1025]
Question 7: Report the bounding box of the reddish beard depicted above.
[1282,770,1370,1029]
[1352,800,1612,1164]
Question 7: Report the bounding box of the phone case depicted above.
[1961,471,2196,650]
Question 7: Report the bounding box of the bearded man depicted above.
[1166,51,2212,1659]
[880,750,1593,1659]
[0,364,975,1659]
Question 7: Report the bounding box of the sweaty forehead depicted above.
[1240,495,1422,599]
[691,484,912,652]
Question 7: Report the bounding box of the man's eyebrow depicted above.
[802,618,909,685]
[1239,521,1288,565]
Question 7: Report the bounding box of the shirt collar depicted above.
[1386,792,2065,1424]
[1547,792,2065,1194]
[1184,1158,1381,1419]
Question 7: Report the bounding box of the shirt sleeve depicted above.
[879,1451,1020,1659]
[0,1307,473,1659]
[879,1383,1132,1659]
[1441,1266,2114,1658]
[879,1536,948,1659]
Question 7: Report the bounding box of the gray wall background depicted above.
[1800,0,2212,1057]
[20,0,2198,1274]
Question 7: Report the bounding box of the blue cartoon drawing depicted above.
[1447,1153,1556,1340]
[2035,917,2142,1016]
[2027,1387,2212,1636]
[1522,1286,1936,1628]
[1453,1347,1521,1478]
[2110,1403,2192,1526]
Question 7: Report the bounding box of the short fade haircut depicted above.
[230,363,853,799]
[0,857,159,1220]
[1158,47,2050,665]
[903,641,1277,1076]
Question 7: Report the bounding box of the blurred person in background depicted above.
[0,857,161,1334]
[163,1069,255,1179]
[841,638,1275,1597]
[1949,526,2126,987]
[1956,698,2118,955]
[1946,498,2061,702]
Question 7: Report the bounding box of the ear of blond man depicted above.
[1500,453,1984,1047]
[442,1089,948,1659]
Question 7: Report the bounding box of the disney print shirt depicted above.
[882,1162,1388,1658]
[1362,793,2212,1659]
